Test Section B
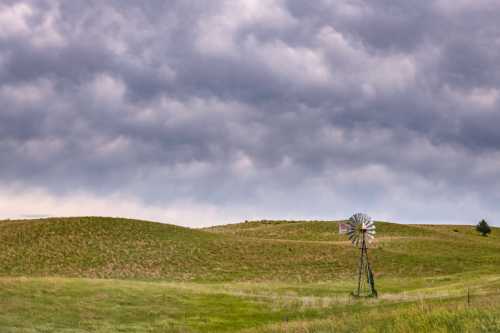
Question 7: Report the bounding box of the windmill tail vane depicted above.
[347,213,378,297]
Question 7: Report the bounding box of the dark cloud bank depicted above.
[1,0,500,226]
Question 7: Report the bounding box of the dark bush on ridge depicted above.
[476,219,491,236]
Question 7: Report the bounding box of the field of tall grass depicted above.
[1,274,499,332]
[1,217,499,332]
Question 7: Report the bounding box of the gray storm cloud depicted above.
[1,0,500,226]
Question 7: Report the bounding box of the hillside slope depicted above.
[1,217,499,282]
[205,220,489,241]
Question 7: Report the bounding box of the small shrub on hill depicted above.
[476,219,491,236]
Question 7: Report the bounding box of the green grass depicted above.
[1,217,499,282]
[1,217,500,332]
[1,275,500,332]
[0,277,298,332]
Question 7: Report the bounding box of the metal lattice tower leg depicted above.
[355,231,377,297]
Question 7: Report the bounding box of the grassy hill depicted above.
[205,219,438,241]
[1,217,500,332]
[1,217,499,282]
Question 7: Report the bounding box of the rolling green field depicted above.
[1,217,499,332]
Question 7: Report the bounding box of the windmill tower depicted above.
[346,213,377,297]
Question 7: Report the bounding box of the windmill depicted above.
[347,213,377,297]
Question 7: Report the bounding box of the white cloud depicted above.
[318,26,416,95]
[30,2,64,48]
[246,37,332,86]
[0,185,238,227]
[195,0,295,56]
[0,2,64,47]
[0,3,32,38]
[84,74,126,105]
[444,86,499,109]
[0,79,54,106]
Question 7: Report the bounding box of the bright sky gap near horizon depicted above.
[1,1,499,227]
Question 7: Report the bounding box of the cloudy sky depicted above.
[1,0,500,226]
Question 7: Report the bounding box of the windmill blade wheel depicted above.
[347,213,376,247]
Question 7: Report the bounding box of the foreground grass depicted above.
[249,301,500,333]
[0,277,290,332]
[1,274,500,332]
